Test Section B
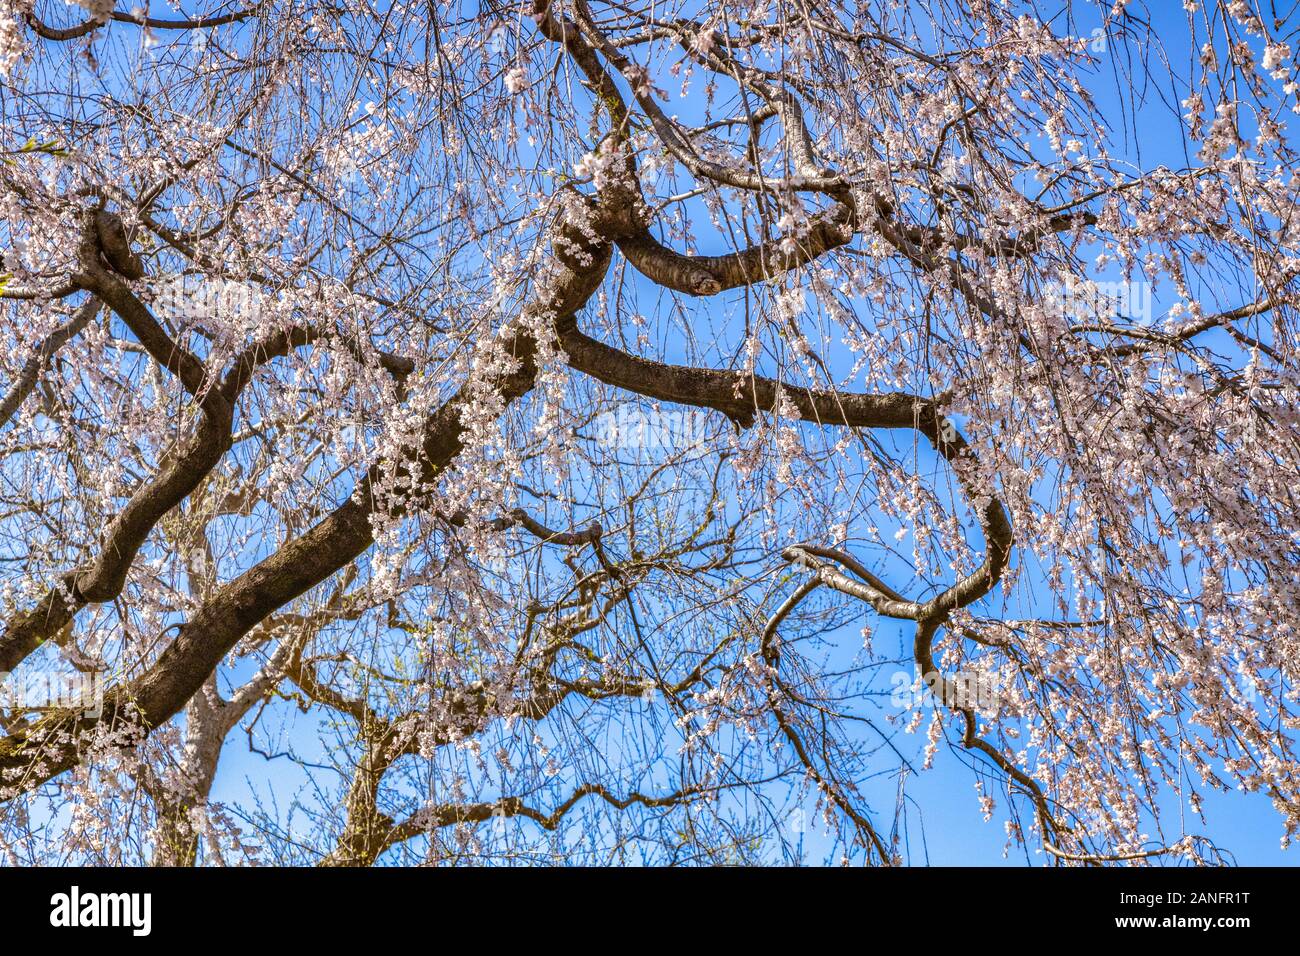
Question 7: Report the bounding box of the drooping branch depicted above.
[380,782,716,858]
[557,314,934,431]
[614,204,856,296]
[0,208,614,795]
[23,3,260,43]
[0,297,99,430]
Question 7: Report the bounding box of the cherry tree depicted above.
[0,0,1298,865]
